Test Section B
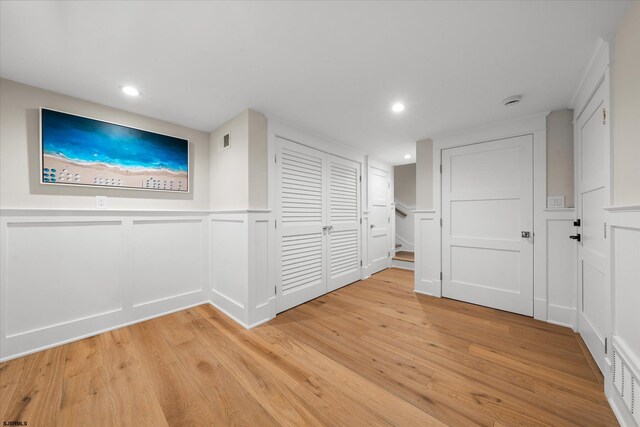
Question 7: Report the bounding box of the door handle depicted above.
[521,231,531,238]
[569,234,581,242]
[573,219,581,227]
[370,224,375,229]
[327,225,334,234]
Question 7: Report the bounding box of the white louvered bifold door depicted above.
[276,138,327,313]
[326,154,361,292]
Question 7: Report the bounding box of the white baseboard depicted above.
[547,304,576,329]
[0,300,208,363]
[415,279,441,297]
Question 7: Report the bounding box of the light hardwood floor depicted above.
[0,268,617,426]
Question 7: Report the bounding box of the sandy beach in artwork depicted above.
[43,154,188,191]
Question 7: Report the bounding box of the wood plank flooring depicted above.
[0,268,617,426]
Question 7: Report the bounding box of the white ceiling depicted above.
[0,1,632,164]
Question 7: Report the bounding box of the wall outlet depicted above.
[547,196,565,208]
[96,196,107,209]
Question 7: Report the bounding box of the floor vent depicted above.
[612,338,640,425]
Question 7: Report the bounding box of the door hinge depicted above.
[274,153,277,163]
[275,285,277,294]
[360,260,363,267]
[603,108,607,126]
[604,222,607,239]
[605,337,608,354]
[440,218,443,227]
[440,164,443,174]
[275,219,277,228]
[359,175,362,182]
[388,217,390,223]
[440,272,443,281]
[360,218,362,224]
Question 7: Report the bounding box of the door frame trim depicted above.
[427,113,549,322]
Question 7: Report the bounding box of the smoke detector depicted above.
[503,95,522,107]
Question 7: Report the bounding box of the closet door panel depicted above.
[276,138,327,313]
[327,154,361,291]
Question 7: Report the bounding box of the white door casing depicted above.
[368,164,391,274]
[327,154,361,292]
[442,135,534,316]
[576,80,610,374]
[276,138,327,312]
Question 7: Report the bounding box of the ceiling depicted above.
[0,1,632,164]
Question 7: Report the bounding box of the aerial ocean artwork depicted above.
[40,108,189,192]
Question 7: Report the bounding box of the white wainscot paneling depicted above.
[2,218,124,360]
[248,215,275,326]
[132,219,204,307]
[0,211,210,362]
[414,211,440,296]
[606,207,640,427]
[6,220,123,338]
[210,212,274,328]
[546,217,577,328]
[211,216,248,321]
[613,225,640,364]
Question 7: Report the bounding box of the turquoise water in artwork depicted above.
[41,109,188,172]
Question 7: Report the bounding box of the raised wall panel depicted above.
[582,261,606,339]
[613,226,640,360]
[6,221,122,337]
[211,218,248,312]
[132,219,203,307]
[546,218,576,326]
[253,219,270,308]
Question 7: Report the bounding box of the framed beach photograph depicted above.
[40,108,189,192]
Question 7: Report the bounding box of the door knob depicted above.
[569,234,581,242]
[521,231,531,238]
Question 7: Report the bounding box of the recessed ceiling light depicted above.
[121,86,140,96]
[404,154,411,159]
[392,102,405,113]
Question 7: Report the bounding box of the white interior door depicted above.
[368,164,391,274]
[276,138,327,313]
[442,135,534,316]
[327,154,361,291]
[576,82,610,373]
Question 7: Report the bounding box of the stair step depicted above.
[392,251,414,262]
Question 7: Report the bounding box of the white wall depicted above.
[416,138,433,211]
[547,109,574,208]
[613,2,640,207]
[0,78,211,210]
[394,163,416,205]
[210,109,268,210]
